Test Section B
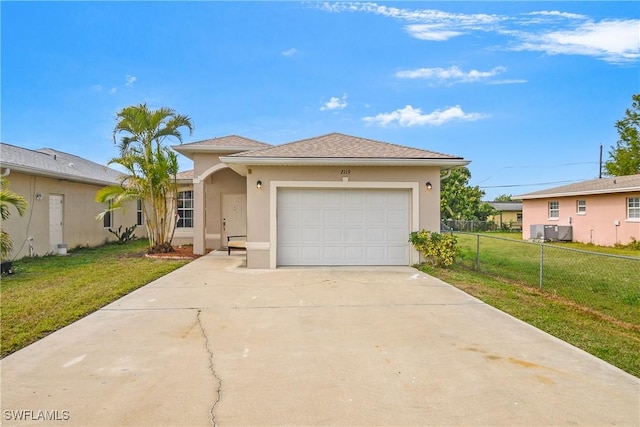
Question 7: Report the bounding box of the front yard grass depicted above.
[1,240,190,358]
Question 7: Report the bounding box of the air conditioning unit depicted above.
[557,226,573,241]
[530,224,560,241]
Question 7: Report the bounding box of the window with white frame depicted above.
[137,199,144,226]
[576,200,586,214]
[177,191,193,228]
[628,197,640,220]
[548,201,559,219]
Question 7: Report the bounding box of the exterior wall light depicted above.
[426,182,432,190]
[256,180,262,189]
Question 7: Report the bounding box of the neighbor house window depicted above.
[548,201,559,219]
[137,199,144,226]
[103,202,113,228]
[628,197,640,220]
[576,200,587,214]
[177,191,193,228]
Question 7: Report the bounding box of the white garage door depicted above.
[277,188,410,266]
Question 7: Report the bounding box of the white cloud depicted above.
[317,2,639,63]
[125,75,137,87]
[363,105,487,127]
[405,24,463,41]
[91,84,103,92]
[513,19,640,63]
[320,94,348,111]
[396,65,507,84]
[282,48,297,57]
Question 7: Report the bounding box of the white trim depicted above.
[269,180,420,269]
[193,163,230,184]
[221,156,469,168]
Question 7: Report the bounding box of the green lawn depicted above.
[452,232,640,325]
[1,240,189,357]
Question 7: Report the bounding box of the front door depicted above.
[221,194,247,246]
[49,194,64,252]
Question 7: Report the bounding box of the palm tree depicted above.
[96,103,193,253]
[0,176,28,259]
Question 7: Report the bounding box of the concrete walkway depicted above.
[1,251,638,426]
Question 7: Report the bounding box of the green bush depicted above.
[108,225,137,244]
[409,230,459,267]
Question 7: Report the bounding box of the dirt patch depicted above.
[145,245,212,260]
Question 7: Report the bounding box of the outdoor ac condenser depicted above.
[557,226,573,241]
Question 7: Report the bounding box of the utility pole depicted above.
[599,144,603,179]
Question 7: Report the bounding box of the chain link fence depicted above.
[451,232,640,326]
[442,220,522,232]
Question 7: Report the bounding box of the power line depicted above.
[479,179,582,189]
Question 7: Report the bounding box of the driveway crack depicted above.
[196,309,221,426]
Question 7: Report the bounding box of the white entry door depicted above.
[49,194,64,251]
[221,194,247,245]
[277,188,410,266]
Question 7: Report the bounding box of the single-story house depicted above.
[487,201,523,230]
[171,132,469,268]
[0,142,141,259]
[518,174,640,246]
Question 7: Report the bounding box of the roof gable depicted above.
[179,135,270,149]
[0,143,122,185]
[228,132,462,159]
[518,174,640,199]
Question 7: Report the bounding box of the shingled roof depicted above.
[0,143,122,186]
[172,135,270,159]
[227,133,462,159]
[518,174,640,199]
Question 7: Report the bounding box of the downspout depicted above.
[1,167,10,177]
[440,168,452,181]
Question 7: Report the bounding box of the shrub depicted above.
[108,225,137,244]
[409,230,459,267]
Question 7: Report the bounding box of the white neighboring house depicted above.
[0,142,141,259]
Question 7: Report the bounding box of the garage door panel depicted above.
[345,210,364,225]
[366,228,385,242]
[278,189,410,266]
[345,228,364,243]
[302,228,322,242]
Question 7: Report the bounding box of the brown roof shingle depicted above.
[519,174,640,199]
[179,135,270,149]
[228,133,462,159]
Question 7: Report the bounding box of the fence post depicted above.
[476,234,480,271]
[539,242,544,290]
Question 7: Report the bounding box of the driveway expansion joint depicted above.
[196,309,221,427]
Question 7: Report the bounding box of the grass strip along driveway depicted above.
[1,240,189,358]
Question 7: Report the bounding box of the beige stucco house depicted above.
[0,143,141,259]
[518,174,640,246]
[487,201,523,230]
[172,133,469,268]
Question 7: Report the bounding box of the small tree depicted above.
[96,103,193,253]
[605,93,640,176]
[441,167,495,220]
[0,177,28,259]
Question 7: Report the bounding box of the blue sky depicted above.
[2,1,639,200]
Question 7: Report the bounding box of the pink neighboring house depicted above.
[518,174,640,246]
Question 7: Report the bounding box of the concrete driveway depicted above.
[2,252,638,426]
